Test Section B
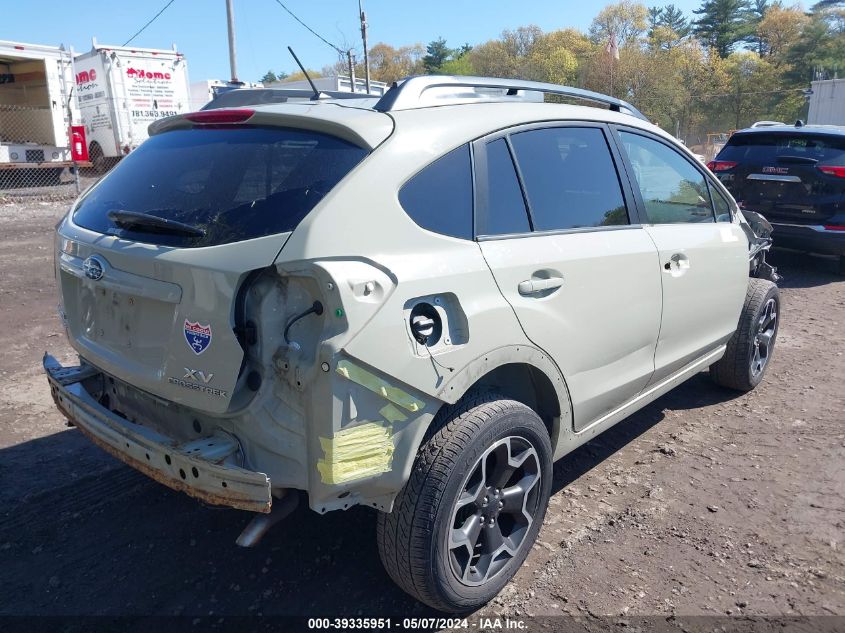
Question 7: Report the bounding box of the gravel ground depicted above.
[0,200,843,627]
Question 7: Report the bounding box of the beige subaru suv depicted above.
[45,76,779,612]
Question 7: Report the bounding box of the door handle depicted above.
[518,276,564,296]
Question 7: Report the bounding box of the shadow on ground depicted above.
[769,248,842,289]
[0,373,735,617]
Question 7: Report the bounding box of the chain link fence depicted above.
[0,104,90,201]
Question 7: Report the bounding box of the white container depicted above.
[0,40,78,169]
[808,79,845,126]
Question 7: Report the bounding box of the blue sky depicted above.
[5,0,703,84]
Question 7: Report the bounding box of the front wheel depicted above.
[377,394,552,613]
[710,278,780,391]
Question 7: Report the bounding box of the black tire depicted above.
[838,255,845,277]
[710,278,780,392]
[44,167,63,186]
[377,393,552,613]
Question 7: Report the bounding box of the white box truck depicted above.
[0,40,79,183]
[808,79,845,126]
[189,79,263,110]
[74,40,190,171]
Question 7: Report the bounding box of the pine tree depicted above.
[423,37,454,73]
[662,4,691,38]
[693,0,753,57]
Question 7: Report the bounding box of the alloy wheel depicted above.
[751,297,777,378]
[447,436,542,586]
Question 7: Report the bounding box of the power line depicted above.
[690,86,808,99]
[270,0,346,56]
[123,0,178,47]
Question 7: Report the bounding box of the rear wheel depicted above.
[710,278,780,391]
[377,393,552,613]
[44,167,63,186]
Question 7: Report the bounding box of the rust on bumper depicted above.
[43,353,272,513]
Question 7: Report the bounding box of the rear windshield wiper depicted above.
[107,210,206,238]
[776,155,818,165]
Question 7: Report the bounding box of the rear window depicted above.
[72,127,368,247]
[719,132,845,164]
[398,145,473,240]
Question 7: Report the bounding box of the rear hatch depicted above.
[57,111,376,414]
[712,130,845,224]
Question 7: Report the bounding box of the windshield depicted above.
[72,126,368,247]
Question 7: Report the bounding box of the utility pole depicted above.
[225,0,239,83]
[359,0,371,94]
[347,50,356,93]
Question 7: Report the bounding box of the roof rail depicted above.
[374,75,648,120]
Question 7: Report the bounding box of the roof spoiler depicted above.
[373,75,648,120]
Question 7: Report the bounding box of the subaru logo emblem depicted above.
[82,255,105,281]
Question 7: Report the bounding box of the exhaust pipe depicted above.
[236,490,299,547]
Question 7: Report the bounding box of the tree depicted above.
[693,0,753,57]
[811,0,845,9]
[423,37,454,73]
[758,4,810,61]
[524,32,580,84]
[589,1,650,45]
[501,25,544,57]
[366,43,425,83]
[648,4,691,48]
[439,54,475,76]
[648,6,664,35]
[662,4,691,37]
[746,0,771,54]
[784,7,845,83]
[723,51,781,128]
[467,40,519,78]
[260,70,278,84]
[284,70,323,83]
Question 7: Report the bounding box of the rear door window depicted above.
[508,127,629,231]
[482,138,531,235]
[399,144,473,240]
[619,131,715,224]
[72,127,368,247]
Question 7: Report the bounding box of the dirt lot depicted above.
[1,199,843,625]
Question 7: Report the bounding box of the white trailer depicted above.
[0,40,78,180]
[808,79,845,126]
[190,79,263,110]
[74,40,190,170]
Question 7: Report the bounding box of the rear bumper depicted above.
[43,353,272,513]
[771,222,845,257]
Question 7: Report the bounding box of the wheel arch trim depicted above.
[434,344,573,454]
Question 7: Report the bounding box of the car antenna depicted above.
[287,46,324,101]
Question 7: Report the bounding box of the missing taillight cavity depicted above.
[184,109,255,125]
[707,160,738,172]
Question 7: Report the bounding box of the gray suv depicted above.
[45,76,779,612]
